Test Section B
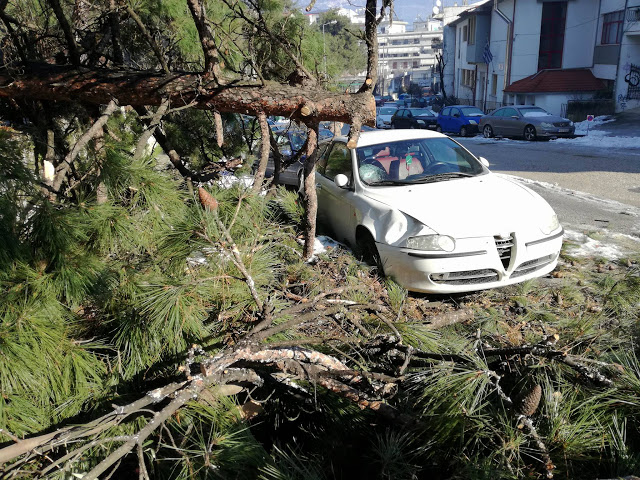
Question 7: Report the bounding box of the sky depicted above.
[308,0,464,23]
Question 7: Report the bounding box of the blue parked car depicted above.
[436,105,484,137]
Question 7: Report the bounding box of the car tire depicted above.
[460,126,468,137]
[524,124,537,141]
[436,125,442,133]
[357,230,384,275]
[483,125,494,138]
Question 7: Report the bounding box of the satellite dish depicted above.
[432,6,439,14]
[436,0,442,6]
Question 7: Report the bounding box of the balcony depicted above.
[626,7,640,35]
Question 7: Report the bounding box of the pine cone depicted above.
[516,384,542,416]
[198,187,218,211]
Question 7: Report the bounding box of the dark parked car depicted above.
[436,105,484,136]
[390,108,438,130]
[479,105,575,141]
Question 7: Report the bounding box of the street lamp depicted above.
[321,20,337,77]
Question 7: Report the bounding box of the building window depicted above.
[601,10,624,45]
[463,25,468,42]
[458,29,461,58]
[414,39,420,44]
[403,62,408,68]
[413,61,418,68]
[491,74,498,95]
[468,16,476,45]
[538,1,567,71]
[461,68,475,87]
[392,62,397,69]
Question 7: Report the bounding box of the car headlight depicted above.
[468,120,477,125]
[539,214,560,235]
[416,119,425,124]
[540,122,554,128]
[569,121,574,126]
[405,234,456,252]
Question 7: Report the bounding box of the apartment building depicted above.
[445,0,640,116]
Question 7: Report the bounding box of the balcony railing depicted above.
[626,7,640,22]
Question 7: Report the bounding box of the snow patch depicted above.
[563,229,640,260]
[217,173,254,189]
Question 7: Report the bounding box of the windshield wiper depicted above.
[366,179,411,186]
[413,172,474,183]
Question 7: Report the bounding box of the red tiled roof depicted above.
[504,69,605,93]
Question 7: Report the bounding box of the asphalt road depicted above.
[458,137,640,238]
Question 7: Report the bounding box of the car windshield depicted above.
[460,107,484,116]
[409,109,434,117]
[379,108,396,115]
[518,107,552,117]
[356,138,485,186]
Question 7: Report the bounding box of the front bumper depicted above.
[463,123,480,134]
[377,228,563,294]
[538,127,575,138]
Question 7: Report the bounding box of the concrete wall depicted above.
[563,1,599,68]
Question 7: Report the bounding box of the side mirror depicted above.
[334,174,350,188]
[478,156,490,168]
[453,113,460,118]
[511,115,519,119]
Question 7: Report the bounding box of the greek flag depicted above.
[482,40,493,64]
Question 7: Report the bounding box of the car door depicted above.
[501,107,521,136]
[489,108,505,135]
[438,107,450,131]
[450,107,463,133]
[394,109,406,128]
[316,142,357,244]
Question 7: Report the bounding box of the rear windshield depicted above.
[460,107,484,116]
[379,108,396,115]
[409,109,434,117]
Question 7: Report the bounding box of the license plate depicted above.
[558,128,569,133]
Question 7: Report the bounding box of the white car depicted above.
[315,130,563,294]
[376,107,397,129]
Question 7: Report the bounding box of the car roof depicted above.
[330,129,447,148]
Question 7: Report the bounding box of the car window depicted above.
[323,143,352,181]
[460,107,484,116]
[441,107,450,116]
[503,108,519,117]
[379,107,396,115]
[491,109,504,117]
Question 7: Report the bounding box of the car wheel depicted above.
[460,126,468,137]
[436,125,442,133]
[483,125,494,138]
[357,230,384,275]
[524,124,537,141]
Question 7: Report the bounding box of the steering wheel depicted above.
[427,162,452,174]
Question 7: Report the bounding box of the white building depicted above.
[445,0,640,117]
[306,7,444,97]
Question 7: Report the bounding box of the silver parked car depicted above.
[479,105,575,141]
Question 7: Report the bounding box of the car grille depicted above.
[510,254,556,278]
[553,122,570,127]
[494,235,514,270]
[430,269,499,285]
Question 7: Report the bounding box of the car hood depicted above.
[362,174,552,238]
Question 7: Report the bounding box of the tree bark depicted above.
[0,66,375,126]
[252,112,270,193]
[301,124,319,259]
